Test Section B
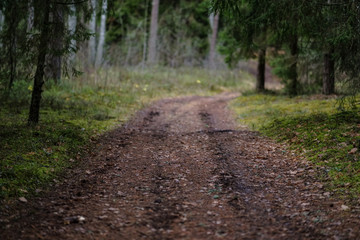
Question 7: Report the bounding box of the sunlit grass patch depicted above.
[231,94,360,196]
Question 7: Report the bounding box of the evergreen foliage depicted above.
[212,0,360,96]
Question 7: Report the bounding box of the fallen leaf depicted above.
[349,148,358,154]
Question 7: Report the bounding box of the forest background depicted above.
[1,0,360,202]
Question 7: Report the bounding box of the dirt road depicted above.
[1,93,360,239]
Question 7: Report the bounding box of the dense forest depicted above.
[1,1,360,238]
[1,0,360,124]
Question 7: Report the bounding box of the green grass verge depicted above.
[0,67,253,201]
[231,93,360,197]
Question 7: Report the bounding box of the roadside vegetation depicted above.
[0,67,253,201]
[231,93,360,198]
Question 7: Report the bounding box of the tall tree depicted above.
[4,1,19,90]
[27,0,34,33]
[46,4,64,83]
[68,4,77,64]
[0,9,3,32]
[208,13,219,69]
[0,8,4,48]
[88,0,96,66]
[147,0,159,65]
[28,0,51,125]
[95,0,107,68]
[215,1,268,92]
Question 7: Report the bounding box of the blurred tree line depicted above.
[0,0,359,125]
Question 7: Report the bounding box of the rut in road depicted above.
[1,93,360,239]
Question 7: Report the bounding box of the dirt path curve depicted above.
[1,93,360,239]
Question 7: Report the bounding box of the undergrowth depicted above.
[231,93,360,197]
[0,67,253,201]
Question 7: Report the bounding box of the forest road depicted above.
[1,92,360,239]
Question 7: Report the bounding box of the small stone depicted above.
[18,197,27,203]
[64,216,86,224]
[341,205,349,211]
[323,192,331,197]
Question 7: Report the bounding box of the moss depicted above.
[231,94,360,197]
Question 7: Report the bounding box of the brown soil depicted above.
[1,93,360,239]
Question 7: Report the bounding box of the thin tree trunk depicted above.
[28,0,51,125]
[95,0,107,68]
[27,0,34,33]
[0,9,3,31]
[7,3,17,90]
[289,35,298,96]
[88,0,97,66]
[141,0,149,68]
[209,13,219,69]
[68,4,77,64]
[323,47,335,95]
[0,9,4,43]
[0,10,3,48]
[256,48,266,92]
[147,0,159,65]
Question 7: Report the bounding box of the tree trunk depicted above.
[0,10,3,49]
[0,9,3,29]
[27,0,34,33]
[28,0,51,125]
[68,4,77,64]
[323,48,335,95]
[95,0,107,68]
[88,0,97,66]
[289,35,298,96]
[209,13,219,69]
[7,3,18,90]
[46,5,64,84]
[256,48,266,92]
[147,0,159,65]
[0,10,4,45]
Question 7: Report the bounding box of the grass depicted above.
[0,67,254,201]
[231,93,360,197]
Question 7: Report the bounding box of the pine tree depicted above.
[28,0,51,125]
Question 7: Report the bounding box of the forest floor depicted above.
[1,92,360,239]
